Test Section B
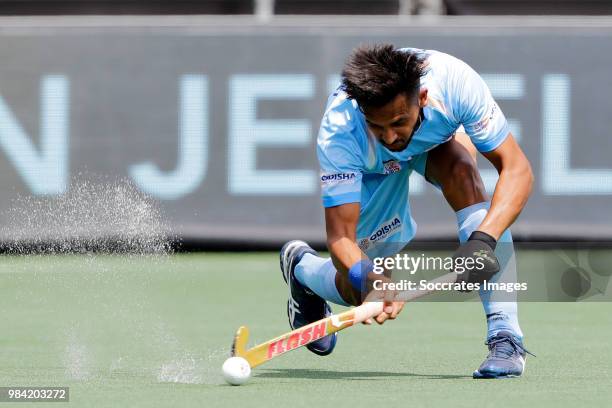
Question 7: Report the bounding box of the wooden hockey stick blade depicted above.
[231,308,359,368]
[231,326,249,357]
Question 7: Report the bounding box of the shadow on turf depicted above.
[257,368,470,380]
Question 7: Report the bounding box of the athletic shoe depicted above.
[473,330,535,379]
[280,240,337,356]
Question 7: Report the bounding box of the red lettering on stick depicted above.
[287,333,300,350]
[267,321,329,359]
[267,340,279,359]
[312,321,327,340]
[300,326,312,345]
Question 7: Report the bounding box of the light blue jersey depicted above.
[317,49,510,258]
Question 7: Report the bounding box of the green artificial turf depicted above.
[1,252,611,407]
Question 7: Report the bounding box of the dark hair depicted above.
[341,43,425,109]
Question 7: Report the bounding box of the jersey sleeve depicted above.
[449,60,510,153]
[317,106,365,208]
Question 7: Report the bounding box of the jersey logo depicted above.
[383,160,402,174]
[472,103,498,133]
[358,216,403,251]
[320,172,357,187]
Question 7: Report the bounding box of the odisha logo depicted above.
[320,172,357,185]
[369,217,402,241]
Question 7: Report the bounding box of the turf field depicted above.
[1,252,611,407]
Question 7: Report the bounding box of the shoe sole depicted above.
[473,362,526,379]
[473,371,520,379]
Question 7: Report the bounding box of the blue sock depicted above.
[456,202,524,340]
[294,253,350,306]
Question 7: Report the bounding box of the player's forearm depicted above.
[478,160,533,239]
[325,203,364,275]
[327,235,364,275]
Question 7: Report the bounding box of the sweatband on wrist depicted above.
[348,259,374,292]
[469,230,497,250]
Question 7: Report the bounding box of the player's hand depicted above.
[362,278,405,325]
[453,231,500,292]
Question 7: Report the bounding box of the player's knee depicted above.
[454,132,478,163]
[448,156,486,199]
[450,155,477,180]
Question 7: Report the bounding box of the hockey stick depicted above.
[231,271,458,368]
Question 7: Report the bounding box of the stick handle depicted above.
[352,271,458,323]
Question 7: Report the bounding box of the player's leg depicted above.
[456,204,533,378]
[290,246,350,307]
[424,133,486,209]
[425,134,529,378]
[445,133,524,337]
